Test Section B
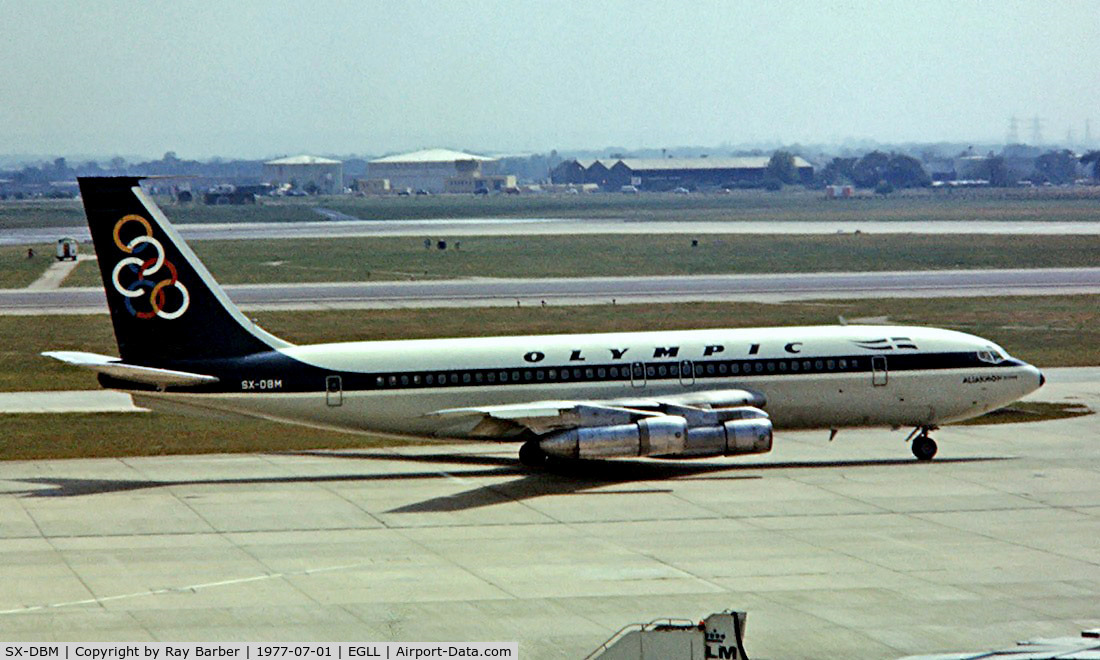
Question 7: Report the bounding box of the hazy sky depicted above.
[2,0,1098,160]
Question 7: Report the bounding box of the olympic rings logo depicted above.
[110,215,190,320]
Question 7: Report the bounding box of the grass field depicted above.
[0,412,427,462]
[5,187,1100,229]
[0,199,86,229]
[953,401,1092,426]
[9,295,1099,392]
[309,188,1100,224]
[60,233,1100,287]
[0,245,54,288]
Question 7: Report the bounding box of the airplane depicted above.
[44,176,1045,466]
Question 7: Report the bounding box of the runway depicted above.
[4,215,1100,246]
[0,369,1096,657]
[3,267,1099,315]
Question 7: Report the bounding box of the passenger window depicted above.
[597,368,606,378]
[658,365,667,377]
[585,368,594,379]
[827,360,835,370]
[791,361,799,371]
[549,369,557,379]
[609,367,618,378]
[779,361,787,371]
[400,375,409,385]
[670,364,679,376]
[487,373,495,383]
[815,360,823,370]
[413,374,421,384]
[536,370,545,380]
[524,371,533,381]
[706,364,715,375]
[803,360,811,370]
[475,373,483,383]
[388,376,397,386]
[646,366,655,377]
[767,362,775,372]
[450,374,459,384]
[462,373,471,383]
[561,370,570,380]
[376,377,385,387]
[839,359,847,369]
[755,363,763,373]
[499,372,508,382]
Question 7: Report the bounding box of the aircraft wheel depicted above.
[912,435,938,461]
[519,440,548,467]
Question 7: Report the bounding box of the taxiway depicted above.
[4,216,1100,246]
[3,267,1099,315]
[0,369,1096,658]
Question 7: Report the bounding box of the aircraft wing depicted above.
[41,351,220,388]
[426,388,766,437]
[427,401,658,435]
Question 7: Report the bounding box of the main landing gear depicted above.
[907,425,939,461]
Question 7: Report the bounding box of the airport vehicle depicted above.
[44,177,1045,465]
[55,237,78,261]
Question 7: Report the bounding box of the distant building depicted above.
[549,159,586,184]
[203,183,272,205]
[552,156,814,190]
[610,156,814,190]
[368,149,498,193]
[444,173,517,194]
[1001,144,1044,181]
[262,155,344,194]
[924,158,957,182]
[583,160,613,188]
[953,156,988,180]
[356,178,392,195]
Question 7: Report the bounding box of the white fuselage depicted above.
[130,325,1043,441]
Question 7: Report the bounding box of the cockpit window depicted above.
[977,348,1006,364]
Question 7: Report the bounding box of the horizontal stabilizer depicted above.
[41,351,219,388]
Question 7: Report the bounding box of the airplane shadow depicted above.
[376,454,1009,513]
[0,450,1011,512]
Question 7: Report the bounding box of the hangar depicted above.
[262,155,344,194]
[551,156,815,190]
[368,148,498,193]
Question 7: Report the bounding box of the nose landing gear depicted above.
[907,425,939,461]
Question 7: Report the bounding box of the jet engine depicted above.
[538,410,773,460]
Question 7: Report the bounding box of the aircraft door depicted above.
[631,361,646,388]
[871,356,888,386]
[679,360,695,386]
[325,375,343,406]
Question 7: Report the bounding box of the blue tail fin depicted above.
[78,177,290,366]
